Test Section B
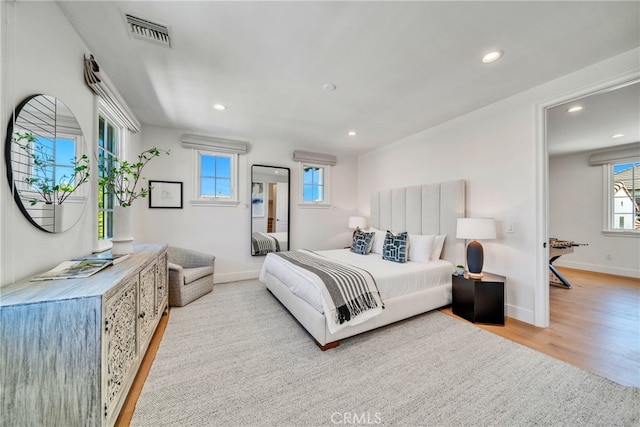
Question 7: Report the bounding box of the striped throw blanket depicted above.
[274,250,384,333]
[252,232,280,255]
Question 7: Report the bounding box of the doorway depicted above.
[537,74,640,326]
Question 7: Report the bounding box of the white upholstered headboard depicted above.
[370,179,466,264]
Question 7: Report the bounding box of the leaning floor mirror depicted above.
[251,165,290,256]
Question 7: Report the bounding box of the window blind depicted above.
[83,55,141,133]
[589,142,640,165]
[292,150,337,166]
[181,134,249,154]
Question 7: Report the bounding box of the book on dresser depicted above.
[30,259,114,281]
[72,252,132,265]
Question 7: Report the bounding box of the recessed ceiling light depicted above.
[611,133,625,138]
[322,83,337,92]
[213,104,226,111]
[481,50,503,63]
[567,105,584,113]
[347,130,357,137]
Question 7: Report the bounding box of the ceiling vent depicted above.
[124,14,172,48]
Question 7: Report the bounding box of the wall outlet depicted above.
[506,222,515,234]
[606,254,612,261]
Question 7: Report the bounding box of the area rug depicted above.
[131,280,639,426]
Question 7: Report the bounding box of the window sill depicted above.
[190,199,239,207]
[298,203,330,209]
[602,230,640,238]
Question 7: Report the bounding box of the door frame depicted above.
[534,70,639,327]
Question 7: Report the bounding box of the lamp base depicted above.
[466,240,485,279]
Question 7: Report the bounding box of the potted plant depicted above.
[456,264,465,276]
[98,147,169,254]
[15,131,90,206]
[98,147,169,207]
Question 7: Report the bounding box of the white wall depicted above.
[132,125,359,283]
[358,48,640,325]
[1,1,96,286]
[550,152,640,277]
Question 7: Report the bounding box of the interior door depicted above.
[275,183,288,232]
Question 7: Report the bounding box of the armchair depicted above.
[167,246,215,307]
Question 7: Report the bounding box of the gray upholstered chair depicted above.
[167,246,215,307]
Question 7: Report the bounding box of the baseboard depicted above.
[505,304,534,325]
[214,270,260,284]
[554,260,640,279]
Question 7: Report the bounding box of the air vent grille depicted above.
[125,14,171,47]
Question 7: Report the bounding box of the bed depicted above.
[259,179,466,349]
[251,232,288,255]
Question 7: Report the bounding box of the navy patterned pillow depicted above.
[382,231,408,263]
[350,229,375,255]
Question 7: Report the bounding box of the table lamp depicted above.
[456,218,496,279]
[348,216,368,233]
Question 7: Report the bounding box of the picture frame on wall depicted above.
[149,180,183,209]
[252,181,265,217]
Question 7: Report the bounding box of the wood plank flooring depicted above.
[117,268,639,425]
[442,267,640,387]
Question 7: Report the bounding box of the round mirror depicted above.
[4,95,90,233]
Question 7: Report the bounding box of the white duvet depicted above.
[259,249,454,315]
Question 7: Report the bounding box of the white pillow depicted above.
[408,234,436,263]
[368,226,387,254]
[430,234,446,260]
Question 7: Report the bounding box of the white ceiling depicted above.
[57,1,640,156]
[547,81,639,156]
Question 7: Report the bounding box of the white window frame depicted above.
[95,104,126,252]
[298,162,330,208]
[602,163,639,237]
[190,149,239,207]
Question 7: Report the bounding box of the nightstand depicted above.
[452,272,505,325]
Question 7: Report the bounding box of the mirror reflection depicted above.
[5,95,89,233]
[251,165,290,255]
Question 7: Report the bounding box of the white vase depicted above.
[112,205,134,255]
[53,204,65,233]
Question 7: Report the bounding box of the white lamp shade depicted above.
[456,218,496,240]
[348,216,368,229]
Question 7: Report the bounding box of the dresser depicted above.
[0,243,168,427]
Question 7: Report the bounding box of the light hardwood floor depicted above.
[442,266,640,388]
[117,267,639,425]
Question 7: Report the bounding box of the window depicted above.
[192,149,238,206]
[97,113,121,241]
[299,162,330,207]
[610,162,639,232]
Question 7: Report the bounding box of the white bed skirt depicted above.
[264,271,452,346]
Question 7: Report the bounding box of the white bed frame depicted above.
[264,179,466,349]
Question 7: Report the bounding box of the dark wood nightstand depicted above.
[452,272,505,325]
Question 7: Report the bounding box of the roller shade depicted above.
[181,134,249,154]
[83,55,141,133]
[292,150,337,166]
[589,142,640,165]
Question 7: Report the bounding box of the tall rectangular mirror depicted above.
[251,165,290,256]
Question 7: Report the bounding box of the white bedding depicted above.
[268,232,288,250]
[259,249,454,315]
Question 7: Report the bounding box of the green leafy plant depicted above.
[98,147,170,207]
[15,131,90,206]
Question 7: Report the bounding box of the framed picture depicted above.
[149,180,183,209]
[252,181,265,217]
